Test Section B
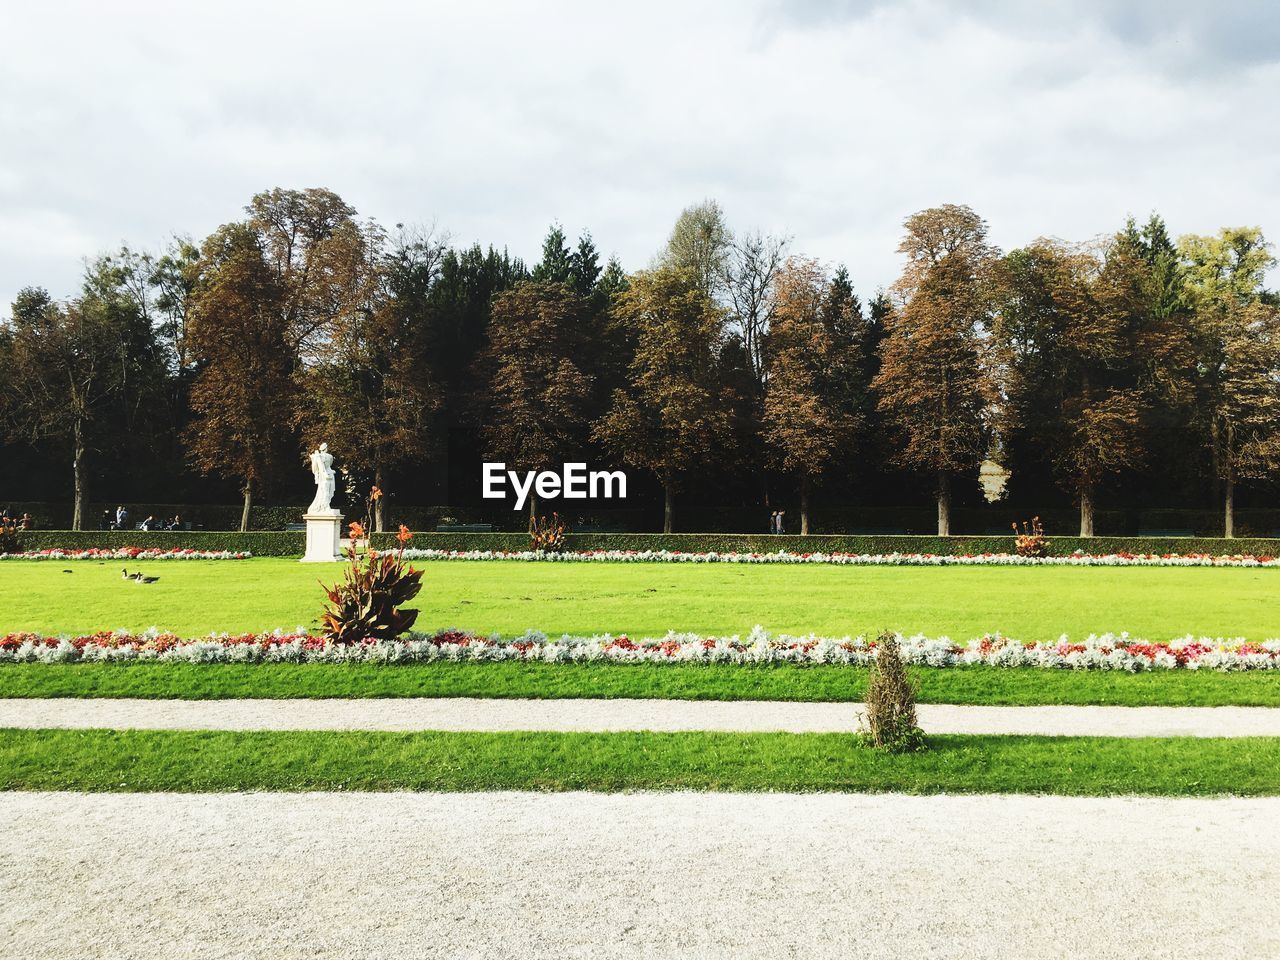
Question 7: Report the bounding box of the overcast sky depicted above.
[2,0,1278,311]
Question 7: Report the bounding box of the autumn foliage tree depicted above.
[185,224,298,530]
[994,240,1152,536]
[595,266,734,532]
[762,258,866,534]
[297,226,445,531]
[1180,227,1280,536]
[873,205,995,535]
[472,281,596,517]
[1,283,155,529]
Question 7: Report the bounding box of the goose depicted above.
[121,568,160,584]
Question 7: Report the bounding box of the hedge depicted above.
[11,500,1280,537]
[11,531,305,557]
[12,530,1280,559]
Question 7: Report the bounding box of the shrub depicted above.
[319,489,423,644]
[1012,517,1050,558]
[858,633,926,753]
[0,520,22,555]
[529,513,570,552]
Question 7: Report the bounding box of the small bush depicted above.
[319,491,423,644]
[858,632,926,753]
[0,521,22,555]
[1012,517,1050,558]
[529,513,570,552]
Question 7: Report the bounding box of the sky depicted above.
[2,0,1278,311]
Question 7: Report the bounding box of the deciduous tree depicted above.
[873,205,995,535]
[185,224,298,530]
[762,258,867,533]
[595,266,733,532]
[472,281,597,517]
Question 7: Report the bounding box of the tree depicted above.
[762,258,867,533]
[185,223,298,531]
[873,205,995,535]
[531,224,574,285]
[472,281,597,517]
[1180,227,1280,535]
[296,225,445,531]
[1,280,154,529]
[662,200,731,299]
[994,240,1150,536]
[595,266,733,532]
[724,230,788,388]
[246,187,365,357]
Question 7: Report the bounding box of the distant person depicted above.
[776,510,786,535]
[100,509,112,531]
[165,514,183,531]
[18,513,33,530]
[139,515,156,531]
[115,505,129,530]
[769,511,778,534]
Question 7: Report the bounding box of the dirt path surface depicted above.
[4,697,1280,736]
[1,791,1277,960]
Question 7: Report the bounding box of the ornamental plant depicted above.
[1012,516,1049,558]
[529,513,569,553]
[0,520,22,555]
[859,632,926,753]
[318,486,423,644]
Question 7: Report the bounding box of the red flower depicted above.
[397,524,413,545]
[348,521,366,539]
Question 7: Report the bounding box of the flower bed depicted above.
[398,548,1280,568]
[0,548,251,561]
[3,626,1278,671]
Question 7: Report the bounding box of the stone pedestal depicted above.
[300,512,344,563]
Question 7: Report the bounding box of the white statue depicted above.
[307,443,338,515]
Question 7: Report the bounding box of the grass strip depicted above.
[1,729,1276,795]
[3,661,1280,706]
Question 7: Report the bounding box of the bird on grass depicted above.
[121,568,159,584]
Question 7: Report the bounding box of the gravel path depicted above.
[3,696,1280,736]
[1,791,1277,960]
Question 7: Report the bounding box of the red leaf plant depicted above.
[318,487,423,645]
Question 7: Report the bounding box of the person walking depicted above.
[776,510,786,535]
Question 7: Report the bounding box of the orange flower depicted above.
[397,524,413,545]
[370,486,383,501]
[348,521,366,539]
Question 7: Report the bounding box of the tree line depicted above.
[1,189,1276,536]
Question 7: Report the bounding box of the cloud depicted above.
[0,0,1277,313]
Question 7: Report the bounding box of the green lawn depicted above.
[5,660,1280,706]
[2,728,1276,795]
[2,557,1277,640]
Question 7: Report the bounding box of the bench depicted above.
[1137,528,1195,538]
[284,523,307,532]
[436,523,497,533]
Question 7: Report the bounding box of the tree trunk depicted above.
[529,491,538,523]
[71,419,86,532]
[663,480,675,534]
[936,471,950,537]
[1079,485,1095,538]
[240,479,253,533]
[1224,470,1235,539]
[800,475,811,536]
[374,463,385,533]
